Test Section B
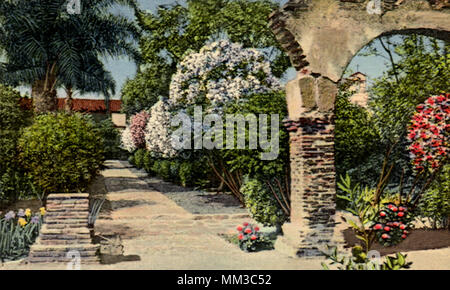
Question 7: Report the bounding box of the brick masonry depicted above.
[28,193,99,264]
[281,114,337,256]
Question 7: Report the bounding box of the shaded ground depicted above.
[344,228,450,256]
[131,167,247,215]
[0,199,42,214]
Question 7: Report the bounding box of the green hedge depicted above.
[18,113,104,194]
[0,86,32,202]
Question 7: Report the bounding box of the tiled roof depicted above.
[19,98,122,113]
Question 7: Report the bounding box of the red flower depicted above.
[398,212,405,217]
[237,226,243,232]
[382,234,390,239]
[380,212,386,217]
[243,222,249,227]
[373,224,383,230]
[254,227,260,232]
[384,226,391,232]
[402,234,407,239]
[245,228,252,234]
[399,224,406,230]
[250,235,257,241]
[238,234,244,240]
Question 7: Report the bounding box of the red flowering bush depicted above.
[407,94,449,173]
[374,203,413,247]
[236,222,271,252]
[130,110,150,149]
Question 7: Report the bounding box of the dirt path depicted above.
[84,160,322,270]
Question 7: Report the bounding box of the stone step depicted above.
[39,239,92,245]
[30,244,99,252]
[40,227,91,235]
[28,256,99,264]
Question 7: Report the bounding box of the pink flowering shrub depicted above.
[130,110,150,149]
[407,94,449,173]
[235,222,272,252]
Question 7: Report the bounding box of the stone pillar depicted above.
[275,73,341,257]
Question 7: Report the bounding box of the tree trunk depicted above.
[65,87,73,113]
[32,79,57,113]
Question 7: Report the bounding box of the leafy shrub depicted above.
[374,203,413,246]
[18,113,104,194]
[169,160,181,181]
[0,85,32,202]
[0,208,45,261]
[95,118,127,160]
[223,92,290,180]
[335,90,382,187]
[133,149,146,169]
[179,161,194,187]
[418,164,450,229]
[142,151,154,174]
[152,159,171,181]
[322,245,412,270]
[240,177,288,227]
[235,222,273,252]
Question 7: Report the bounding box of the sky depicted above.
[18,0,392,100]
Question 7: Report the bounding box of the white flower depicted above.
[169,39,281,109]
[120,126,136,153]
[144,100,178,158]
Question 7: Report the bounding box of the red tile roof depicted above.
[19,98,121,113]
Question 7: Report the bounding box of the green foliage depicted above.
[240,177,288,227]
[370,35,450,144]
[418,164,450,229]
[18,113,104,194]
[152,159,171,181]
[95,118,127,160]
[121,65,171,116]
[133,149,146,169]
[0,85,33,202]
[337,174,379,251]
[142,151,154,174]
[223,92,289,180]
[322,245,412,270]
[178,161,194,187]
[0,210,43,262]
[335,91,382,187]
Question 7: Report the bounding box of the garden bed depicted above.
[344,228,450,256]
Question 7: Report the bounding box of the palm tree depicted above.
[0,0,139,112]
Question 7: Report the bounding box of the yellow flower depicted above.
[25,208,32,217]
[39,207,46,216]
[18,218,27,227]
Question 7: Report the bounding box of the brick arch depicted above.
[269,0,450,257]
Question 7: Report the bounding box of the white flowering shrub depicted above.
[169,40,281,109]
[120,126,136,153]
[144,100,177,158]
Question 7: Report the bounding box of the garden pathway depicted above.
[83,160,324,269]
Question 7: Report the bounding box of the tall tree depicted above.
[0,0,139,112]
[121,0,290,115]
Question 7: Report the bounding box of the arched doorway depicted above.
[269,0,450,256]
